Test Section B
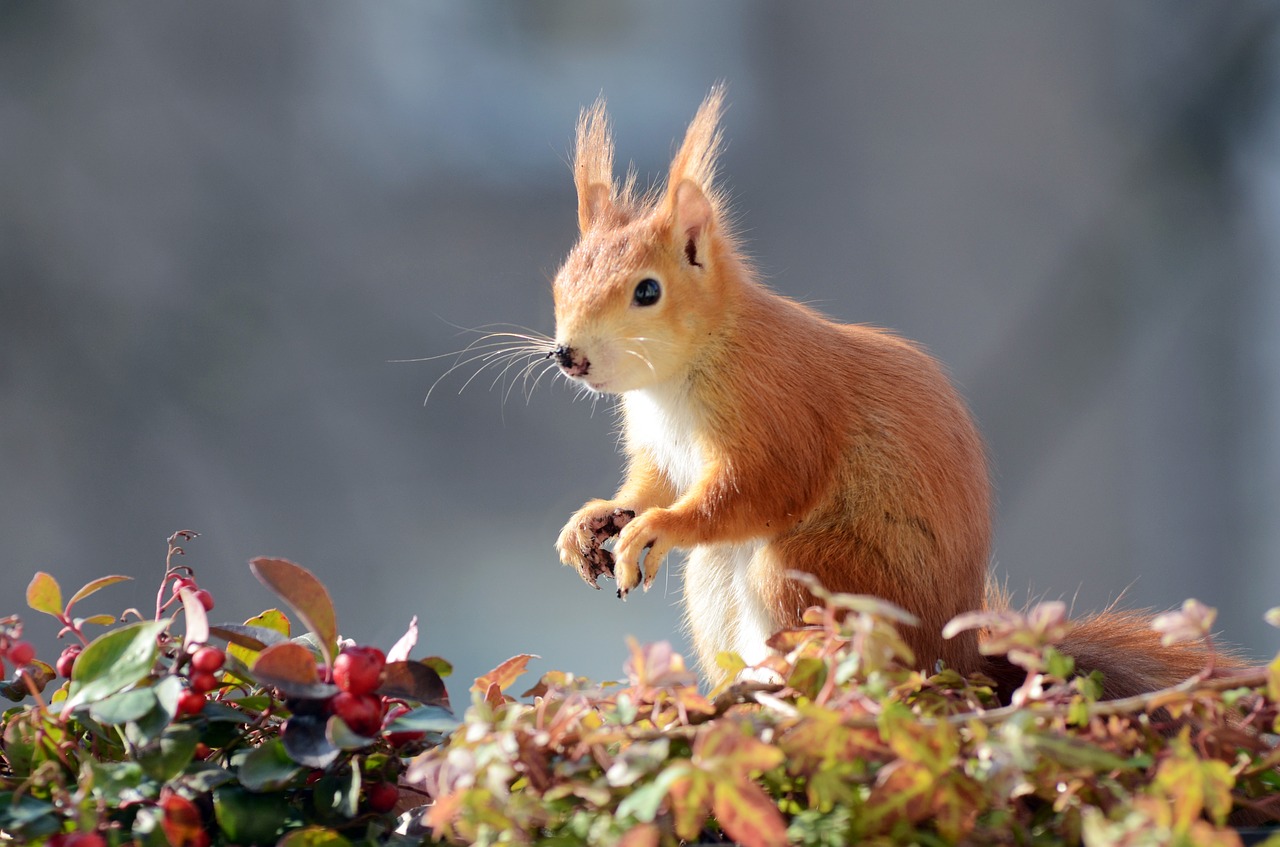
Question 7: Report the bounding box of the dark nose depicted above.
[552,344,590,377]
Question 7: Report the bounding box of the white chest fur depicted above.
[622,386,705,495]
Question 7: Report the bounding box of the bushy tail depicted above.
[981,589,1246,702]
[1059,608,1244,699]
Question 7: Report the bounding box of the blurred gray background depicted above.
[4,2,1280,694]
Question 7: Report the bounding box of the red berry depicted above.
[193,589,215,611]
[190,646,225,673]
[331,691,383,737]
[332,646,386,695]
[384,705,426,747]
[8,640,35,666]
[189,672,219,694]
[177,690,206,717]
[171,577,197,595]
[194,742,211,760]
[365,781,400,814]
[56,645,82,678]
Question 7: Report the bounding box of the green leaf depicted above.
[139,723,200,782]
[283,713,341,769]
[238,739,303,792]
[327,715,376,750]
[178,761,237,793]
[67,575,132,609]
[0,791,59,836]
[87,760,145,805]
[277,827,354,847]
[26,572,63,618]
[90,685,158,725]
[616,780,668,823]
[64,620,168,713]
[384,704,459,735]
[214,785,291,845]
[314,766,360,819]
[249,558,337,667]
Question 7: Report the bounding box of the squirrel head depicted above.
[551,85,734,395]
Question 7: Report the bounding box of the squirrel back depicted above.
[550,86,1234,697]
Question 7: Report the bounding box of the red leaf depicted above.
[483,681,506,710]
[252,642,336,699]
[160,790,206,847]
[179,588,210,651]
[711,779,788,847]
[472,654,537,695]
[377,660,450,709]
[616,822,660,847]
[249,558,338,666]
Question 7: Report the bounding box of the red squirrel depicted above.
[550,85,1227,698]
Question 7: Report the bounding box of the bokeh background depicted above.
[4,2,1280,692]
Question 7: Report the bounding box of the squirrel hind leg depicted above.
[682,541,780,680]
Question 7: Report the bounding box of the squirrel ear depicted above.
[670,178,712,268]
[578,182,613,232]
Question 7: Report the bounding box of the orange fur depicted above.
[551,87,1233,695]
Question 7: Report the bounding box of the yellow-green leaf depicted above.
[26,572,63,618]
[225,609,291,668]
[67,575,132,609]
[711,779,788,847]
[667,768,712,841]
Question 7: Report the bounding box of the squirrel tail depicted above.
[980,590,1246,702]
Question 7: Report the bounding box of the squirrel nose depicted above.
[552,344,590,378]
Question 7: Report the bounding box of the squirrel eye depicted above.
[632,278,662,307]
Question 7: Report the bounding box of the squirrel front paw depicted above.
[555,501,635,589]
[613,509,679,599]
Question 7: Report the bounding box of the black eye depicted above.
[633,278,661,307]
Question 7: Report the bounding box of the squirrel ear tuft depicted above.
[574,98,616,232]
[664,85,726,264]
[579,183,612,233]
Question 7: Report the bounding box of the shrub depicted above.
[1,532,1278,846]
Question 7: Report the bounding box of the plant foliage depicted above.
[1,532,1279,846]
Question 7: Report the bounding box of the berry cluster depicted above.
[8,540,454,844]
[0,631,36,681]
